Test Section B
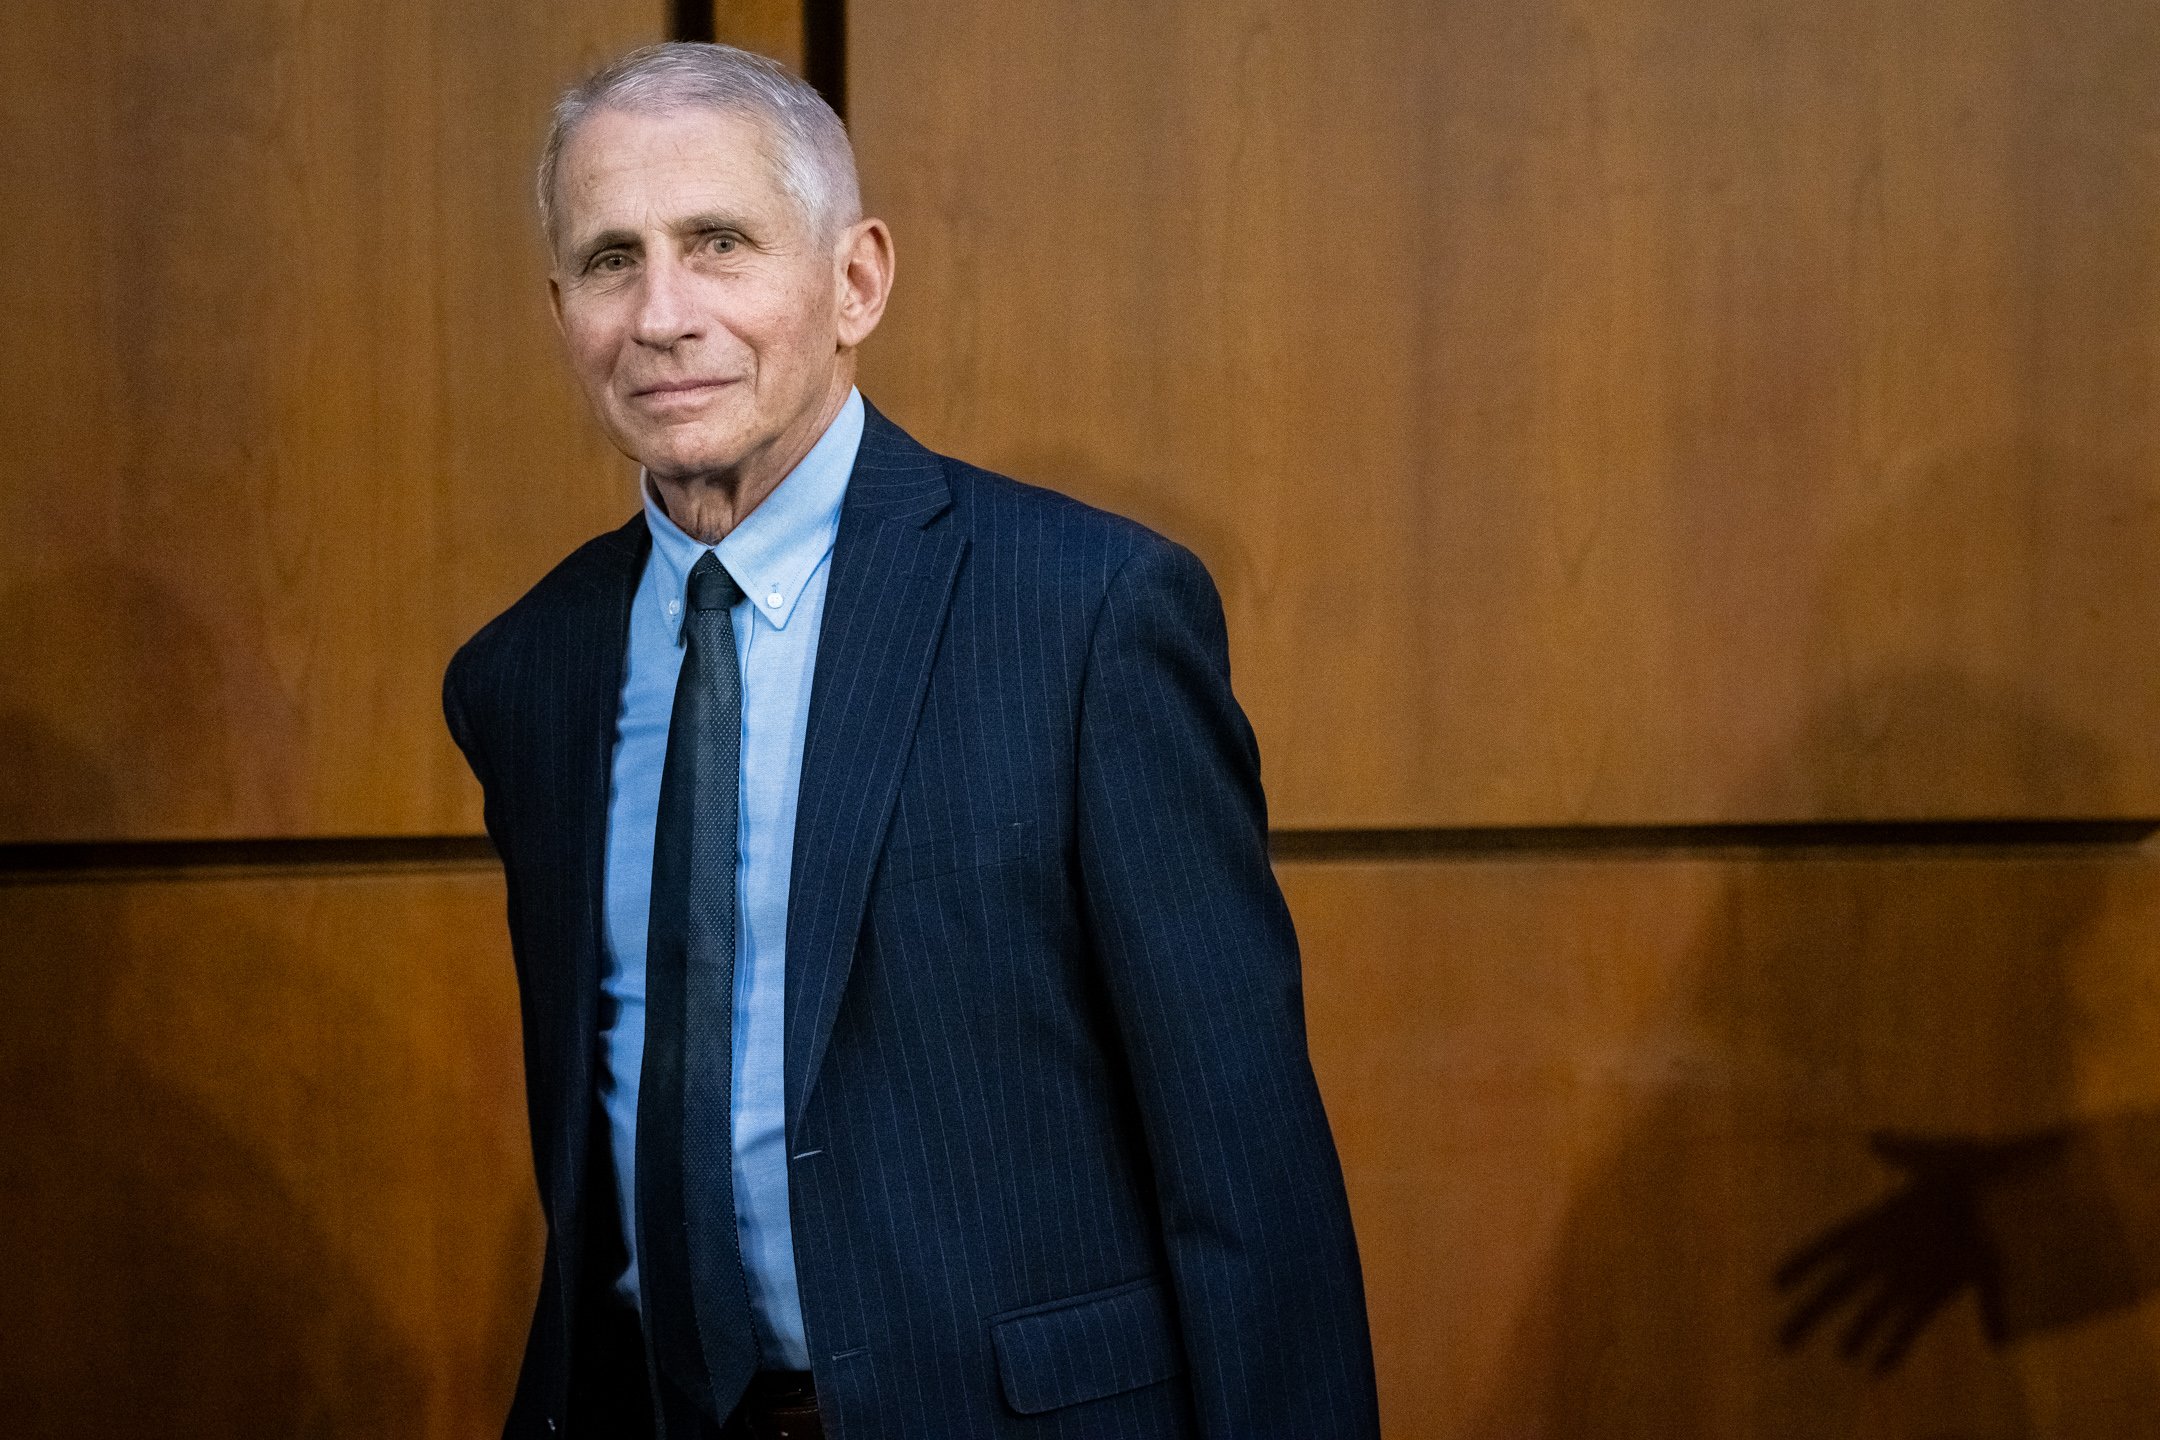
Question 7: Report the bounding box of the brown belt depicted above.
[723,1370,822,1440]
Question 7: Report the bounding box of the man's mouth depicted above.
[632,378,734,398]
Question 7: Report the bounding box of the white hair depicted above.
[538,41,861,252]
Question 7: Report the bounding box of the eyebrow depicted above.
[674,211,761,242]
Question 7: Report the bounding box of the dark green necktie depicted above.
[637,550,761,1423]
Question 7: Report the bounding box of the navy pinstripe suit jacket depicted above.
[444,403,1379,1439]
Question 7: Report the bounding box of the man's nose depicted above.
[631,254,701,349]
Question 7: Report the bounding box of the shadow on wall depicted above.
[1777,1109,2160,1370]
[1467,669,2160,1440]
[0,562,311,842]
[0,602,431,1434]
[1766,448,2160,1381]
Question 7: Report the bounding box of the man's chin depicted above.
[627,426,755,483]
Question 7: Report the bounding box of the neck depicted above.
[649,372,853,544]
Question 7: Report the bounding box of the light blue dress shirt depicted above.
[600,389,863,1369]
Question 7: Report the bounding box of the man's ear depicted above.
[547,275,565,336]
[835,217,896,350]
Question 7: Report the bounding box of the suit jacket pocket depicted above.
[876,820,1037,888]
[989,1274,1185,1416]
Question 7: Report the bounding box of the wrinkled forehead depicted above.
[553,104,799,242]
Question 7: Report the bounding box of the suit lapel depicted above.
[786,406,966,1137]
[554,514,648,1234]
[568,512,651,986]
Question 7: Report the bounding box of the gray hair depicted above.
[537,42,861,254]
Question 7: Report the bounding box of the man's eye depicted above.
[705,233,738,254]
[589,252,631,274]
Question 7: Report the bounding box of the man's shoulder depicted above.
[446,513,647,693]
[862,400,1194,583]
[938,454,1194,593]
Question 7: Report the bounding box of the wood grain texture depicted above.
[12,845,2159,1436]
[851,0,2160,826]
[714,0,805,73]
[1287,850,2160,1439]
[0,0,660,843]
[0,864,536,1438]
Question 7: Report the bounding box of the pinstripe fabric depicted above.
[446,403,1378,1439]
[990,1277,1185,1415]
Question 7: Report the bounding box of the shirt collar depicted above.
[642,387,863,641]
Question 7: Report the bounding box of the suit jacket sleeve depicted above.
[1074,536,1381,1438]
[443,649,506,854]
[443,657,485,789]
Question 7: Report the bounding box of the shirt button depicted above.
[766,591,783,609]
[666,599,681,616]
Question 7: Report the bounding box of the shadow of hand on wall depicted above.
[1466,668,2150,1439]
[1780,1111,2160,1373]
[1777,1132,2051,1369]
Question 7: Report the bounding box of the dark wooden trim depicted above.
[1268,819,2159,862]
[671,0,716,44]
[0,835,499,884]
[803,0,845,118]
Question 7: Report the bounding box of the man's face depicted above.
[548,106,845,484]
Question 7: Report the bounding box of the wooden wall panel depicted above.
[12,850,2156,1437]
[852,0,2160,827]
[714,0,806,74]
[0,864,536,1437]
[1286,851,2160,1437]
[0,0,660,844]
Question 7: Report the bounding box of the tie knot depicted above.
[686,552,741,614]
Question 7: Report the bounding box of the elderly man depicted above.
[445,42,1378,1440]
